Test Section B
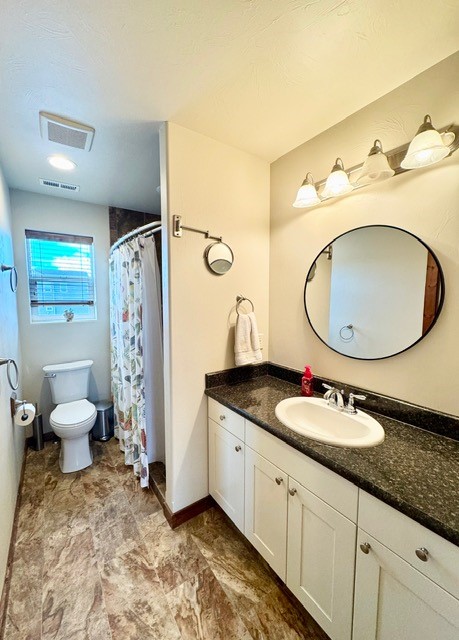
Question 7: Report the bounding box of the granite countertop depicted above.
[205,375,459,547]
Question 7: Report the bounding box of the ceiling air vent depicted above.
[39,178,80,192]
[39,112,95,151]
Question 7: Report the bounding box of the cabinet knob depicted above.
[360,542,371,554]
[288,488,297,496]
[415,547,429,562]
[235,445,242,452]
[275,477,283,485]
[219,415,226,420]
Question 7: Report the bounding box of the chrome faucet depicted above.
[322,383,344,411]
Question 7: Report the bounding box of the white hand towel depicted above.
[235,311,263,366]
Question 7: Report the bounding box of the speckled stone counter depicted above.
[205,375,459,547]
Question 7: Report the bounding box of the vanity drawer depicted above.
[359,491,459,598]
[208,398,245,440]
[245,420,358,522]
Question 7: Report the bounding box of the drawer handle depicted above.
[235,445,242,452]
[275,477,284,485]
[360,542,371,554]
[415,547,429,562]
[288,488,297,496]
[219,415,226,420]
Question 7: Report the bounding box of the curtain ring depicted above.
[6,359,19,390]
[339,324,354,341]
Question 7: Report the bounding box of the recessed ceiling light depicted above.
[47,155,77,171]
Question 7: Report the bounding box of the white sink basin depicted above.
[275,397,385,448]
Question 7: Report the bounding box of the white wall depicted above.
[0,166,23,592]
[162,122,270,512]
[270,52,459,416]
[11,190,111,431]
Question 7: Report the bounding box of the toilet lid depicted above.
[51,399,96,426]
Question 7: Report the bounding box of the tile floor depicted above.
[1,438,330,640]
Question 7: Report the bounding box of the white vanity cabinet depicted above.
[287,477,356,640]
[244,446,288,580]
[244,420,357,640]
[207,398,459,640]
[208,399,245,532]
[353,492,459,639]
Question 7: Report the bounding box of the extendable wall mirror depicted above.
[205,241,234,275]
[304,225,444,360]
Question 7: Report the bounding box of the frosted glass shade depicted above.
[322,159,354,198]
[401,116,455,170]
[356,150,394,186]
[293,182,320,208]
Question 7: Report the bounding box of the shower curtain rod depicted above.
[110,221,162,254]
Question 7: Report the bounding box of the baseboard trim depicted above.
[149,471,215,529]
[163,495,216,529]
[0,439,28,638]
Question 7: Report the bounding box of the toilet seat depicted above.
[50,399,97,430]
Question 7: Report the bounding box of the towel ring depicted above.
[236,295,254,315]
[339,324,354,342]
[0,358,19,390]
[1,264,18,293]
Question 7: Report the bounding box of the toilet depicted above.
[43,360,97,473]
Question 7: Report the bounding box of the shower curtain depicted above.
[109,234,164,487]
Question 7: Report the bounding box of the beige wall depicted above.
[270,52,459,416]
[162,122,270,512]
[11,190,111,431]
[0,167,23,591]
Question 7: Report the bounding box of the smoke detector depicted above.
[39,178,80,192]
[39,112,95,151]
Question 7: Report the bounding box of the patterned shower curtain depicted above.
[109,237,149,487]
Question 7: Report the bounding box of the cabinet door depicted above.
[245,447,288,580]
[287,478,356,640]
[208,420,245,532]
[353,530,459,640]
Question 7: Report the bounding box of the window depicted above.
[25,229,96,323]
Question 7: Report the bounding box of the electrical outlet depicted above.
[258,333,263,350]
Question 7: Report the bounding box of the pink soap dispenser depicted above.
[301,365,314,397]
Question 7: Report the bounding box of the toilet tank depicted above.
[43,360,93,404]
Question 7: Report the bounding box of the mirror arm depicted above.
[173,215,222,242]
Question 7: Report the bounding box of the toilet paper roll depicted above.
[14,403,36,426]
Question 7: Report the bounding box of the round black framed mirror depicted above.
[304,225,444,360]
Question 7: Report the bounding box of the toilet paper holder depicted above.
[10,393,34,420]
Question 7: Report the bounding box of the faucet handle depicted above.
[345,392,367,414]
[322,383,333,390]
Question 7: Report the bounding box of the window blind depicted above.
[25,229,96,322]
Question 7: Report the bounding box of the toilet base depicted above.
[59,434,93,473]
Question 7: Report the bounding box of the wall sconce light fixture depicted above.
[356,139,394,186]
[401,115,455,169]
[293,113,457,209]
[292,173,320,208]
[322,158,354,199]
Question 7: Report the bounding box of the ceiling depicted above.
[0,0,458,213]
